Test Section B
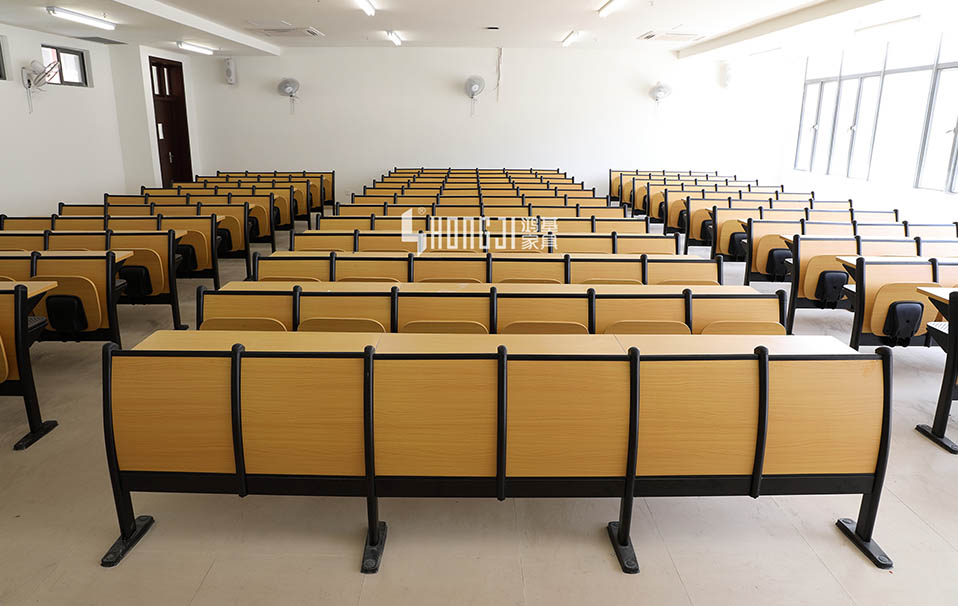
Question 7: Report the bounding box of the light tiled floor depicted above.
[2,231,957,605]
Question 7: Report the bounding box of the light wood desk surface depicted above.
[35,250,134,261]
[135,331,383,352]
[0,281,58,297]
[220,281,758,295]
[134,331,856,357]
[918,287,955,304]
[836,256,931,265]
[270,250,680,261]
[614,334,857,356]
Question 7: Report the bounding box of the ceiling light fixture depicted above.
[597,0,623,18]
[386,30,402,46]
[561,30,578,47]
[176,41,216,55]
[46,6,116,31]
[357,0,376,17]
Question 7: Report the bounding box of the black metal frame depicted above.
[916,290,958,453]
[99,343,894,573]
[0,284,58,450]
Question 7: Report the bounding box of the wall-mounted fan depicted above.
[464,75,485,116]
[278,78,301,114]
[649,81,672,105]
[21,59,60,113]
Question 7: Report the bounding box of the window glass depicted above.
[870,70,934,186]
[807,52,842,80]
[842,39,887,74]
[812,81,839,173]
[41,46,61,84]
[849,76,881,179]
[919,68,958,189]
[830,78,861,177]
[795,83,821,171]
[885,33,940,70]
[59,51,83,84]
[941,32,958,63]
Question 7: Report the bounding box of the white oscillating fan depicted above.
[21,59,60,114]
[278,78,301,114]
[464,75,485,117]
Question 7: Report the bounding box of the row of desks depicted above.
[220,280,756,295]
[135,330,857,356]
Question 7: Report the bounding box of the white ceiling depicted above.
[157,0,829,48]
[0,0,837,54]
[0,0,271,54]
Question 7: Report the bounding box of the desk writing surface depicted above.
[133,331,859,357]
[0,281,58,297]
[918,287,954,304]
[111,229,186,239]
[134,330,383,352]
[375,333,627,356]
[614,334,857,356]
[222,280,758,296]
[34,250,134,261]
[836,256,930,265]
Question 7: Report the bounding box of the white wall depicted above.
[188,47,724,199]
[0,23,125,214]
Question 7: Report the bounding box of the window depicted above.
[0,36,7,80]
[794,29,958,193]
[40,45,88,86]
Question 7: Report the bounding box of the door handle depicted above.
[169,152,174,164]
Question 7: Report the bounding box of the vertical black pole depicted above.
[361,345,387,573]
[836,347,893,569]
[608,347,640,574]
[750,347,769,498]
[496,345,508,501]
[100,344,154,567]
[229,344,248,497]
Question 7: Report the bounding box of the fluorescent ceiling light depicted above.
[358,0,376,17]
[46,6,116,31]
[597,0,623,18]
[386,30,402,46]
[176,41,216,55]
[561,30,578,47]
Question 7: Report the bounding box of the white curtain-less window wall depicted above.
[794,28,958,194]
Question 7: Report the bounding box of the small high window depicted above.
[41,45,88,86]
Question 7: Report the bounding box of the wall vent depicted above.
[252,26,325,37]
[638,30,703,42]
[75,36,126,45]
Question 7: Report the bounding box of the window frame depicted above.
[795,33,958,194]
[41,45,89,87]
[0,36,7,81]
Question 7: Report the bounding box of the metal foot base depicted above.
[836,518,892,569]
[360,521,387,574]
[916,424,958,454]
[101,515,155,567]
[174,324,189,331]
[13,420,58,450]
[606,522,640,574]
